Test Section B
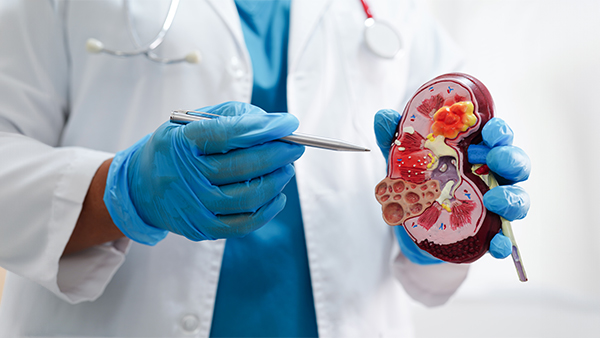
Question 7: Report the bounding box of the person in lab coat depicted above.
[0,0,529,337]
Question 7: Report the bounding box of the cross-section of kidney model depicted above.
[375,73,502,264]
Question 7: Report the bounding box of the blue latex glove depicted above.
[104,102,305,245]
[468,117,531,258]
[375,109,443,265]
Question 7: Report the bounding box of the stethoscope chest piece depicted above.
[364,18,403,59]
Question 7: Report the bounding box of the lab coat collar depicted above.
[205,0,333,73]
[289,0,334,72]
[205,0,246,51]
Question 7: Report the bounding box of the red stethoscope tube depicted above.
[359,0,374,19]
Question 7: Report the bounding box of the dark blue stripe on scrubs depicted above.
[210,1,319,337]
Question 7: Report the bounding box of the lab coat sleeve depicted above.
[392,4,470,307]
[392,253,469,307]
[0,0,129,304]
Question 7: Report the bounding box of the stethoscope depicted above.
[86,0,201,64]
[86,0,403,64]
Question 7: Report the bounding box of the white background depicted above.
[411,1,600,337]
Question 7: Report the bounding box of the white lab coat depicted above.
[0,0,469,337]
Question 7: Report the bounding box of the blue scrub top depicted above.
[210,1,319,337]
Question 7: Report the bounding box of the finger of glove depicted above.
[182,112,299,154]
[489,232,512,259]
[196,141,304,186]
[483,185,530,221]
[467,144,490,164]
[482,117,514,147]
[487,145,531,183]
[197,101,264,117]
[207,194,287,239]
[374,109,402,158]
[202,165,295,215]
[374,109,401,157]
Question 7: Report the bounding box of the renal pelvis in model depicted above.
[375,73,501,264]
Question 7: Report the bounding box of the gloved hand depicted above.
[374,110,531,263]
[467,117,531,258]
[104,102,305,245]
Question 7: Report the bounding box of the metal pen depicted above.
[169,110,370,152]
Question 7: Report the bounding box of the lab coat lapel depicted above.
[288,0,334,72]
[205,0,246,50]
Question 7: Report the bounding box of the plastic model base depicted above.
[375,73,501,263]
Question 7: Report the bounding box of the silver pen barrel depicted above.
[280,133,369,152]
[170,110,370,152]
[170,111,209,123]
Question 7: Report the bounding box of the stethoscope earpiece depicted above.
[85,38,105,54]
[85,0,199,65]
[184,51,202,64]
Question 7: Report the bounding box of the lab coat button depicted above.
[180,314,200,333]
[228,56,245,78]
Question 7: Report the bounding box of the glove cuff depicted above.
[103,135,168,245]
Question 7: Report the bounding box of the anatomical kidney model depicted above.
[375,73,501,264]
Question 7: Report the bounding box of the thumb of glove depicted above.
[374,109,402,160]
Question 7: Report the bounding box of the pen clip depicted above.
[172,110,220,119]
